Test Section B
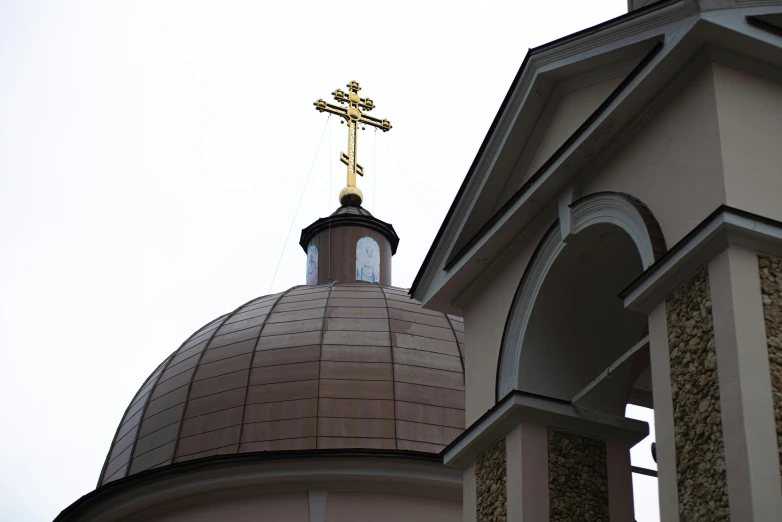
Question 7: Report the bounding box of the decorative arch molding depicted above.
[496,192,666,400]
[568,192,666,269]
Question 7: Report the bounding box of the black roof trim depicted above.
[56,449,443,521]
[442,39,664,272]
[618,205,782,299]
[442,388,571,458]
[299,205,400,254]
[747,15,782,39]
[410,0,680,297]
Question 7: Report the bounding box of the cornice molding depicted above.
[299,208,400,254]
[622,206,782,313]
[412,4,782,309]
[443,390,649,470]
[57,450,458,522]
[410,0,692,303]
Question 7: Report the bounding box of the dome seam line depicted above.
[377,284,398,450]
[168,296,267,465]
[314,282,336,448]
[236,287,294,454]
[109,314,223,486]
[98,371,159,485]
[444,315,466,374]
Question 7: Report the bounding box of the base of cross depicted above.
[339,186,363,207]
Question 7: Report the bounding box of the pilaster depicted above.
[648,301,680,522]
[506,423,548,521]
[709,246,782,520]
[623,207,782,520]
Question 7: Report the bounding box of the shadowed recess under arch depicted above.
[496,192,666,402]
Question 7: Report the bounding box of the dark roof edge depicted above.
[409,0,681,297]
[442,389,571,458]
[98,311,229,486]
[747,15,782,39]
[618,204,782,299]
[57,449,443,521]
[442,38,664,272]
[299,209,400,254]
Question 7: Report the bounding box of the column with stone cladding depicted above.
[642,243,782,521]
[664,267,730,519]
[547,429,610,519]
[759,255,782,483]
[448,399,644,522]
[475,439,507,522]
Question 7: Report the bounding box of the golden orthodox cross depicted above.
[314,81,392,206]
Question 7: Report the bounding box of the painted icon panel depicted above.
[356,237,380,283]
[306,245,318,285]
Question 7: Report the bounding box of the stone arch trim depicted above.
[495,192,666,400]
[569,192,666,268]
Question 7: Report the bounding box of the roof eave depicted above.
[409,0,690,305]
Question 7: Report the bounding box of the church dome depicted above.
[99,282,466,486]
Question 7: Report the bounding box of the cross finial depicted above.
[314,81,392,206]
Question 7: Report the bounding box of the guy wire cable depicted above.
[379,133,437,226]
[268,114,330,293]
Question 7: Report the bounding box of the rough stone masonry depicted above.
[666,268,729,520]
[759,255,782,485]
[548,428,609,521]
[475,439,507,522]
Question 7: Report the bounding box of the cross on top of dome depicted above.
[313,81,392,206]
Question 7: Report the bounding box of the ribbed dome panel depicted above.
[98,283,466,486]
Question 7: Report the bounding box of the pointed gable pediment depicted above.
[441,38,659,284]
[411,1,782,311]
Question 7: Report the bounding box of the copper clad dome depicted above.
[99,282,466,486]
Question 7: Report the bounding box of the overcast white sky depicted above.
[0,1,661,520]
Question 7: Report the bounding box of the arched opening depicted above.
[496,192,666,520]
[519,222,647,415]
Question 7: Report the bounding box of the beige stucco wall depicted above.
[522,76,624,184]
[460,66,726,425]
[324,491,461,522]
[583,64,726,246]
[462,224,548,424]
[145,492,310,522]
[457,63,779,430]
[712,63,782,224]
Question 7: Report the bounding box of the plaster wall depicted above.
[583,65,726,246]
[144,492,309,522]
[462,224,548,424]
[324,491,461,522]
[712,63,782,224]
[522,76,624,184]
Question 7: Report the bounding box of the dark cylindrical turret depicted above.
[299,205,399,286]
